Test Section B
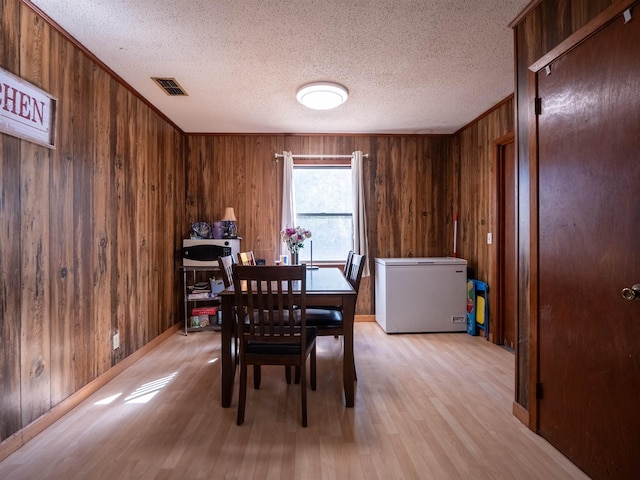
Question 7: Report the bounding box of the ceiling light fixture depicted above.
[296,82,349,110]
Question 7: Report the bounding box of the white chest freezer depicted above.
[375,257,467,333]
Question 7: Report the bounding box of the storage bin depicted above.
[466,279,489,338]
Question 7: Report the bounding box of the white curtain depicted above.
[280,151,296,256]
[351,151,370,276]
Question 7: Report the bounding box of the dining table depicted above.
[218,266,357,408]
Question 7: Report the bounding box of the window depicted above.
[293,164,353,263]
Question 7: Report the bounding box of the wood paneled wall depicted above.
[1,0,185,444]
[185,134,460,315]
[511,0,615,416]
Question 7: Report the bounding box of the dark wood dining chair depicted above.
[237,251,256,265]
[321,250,354,313]
[232,264,317,427]
[285,250,355,384]
[217,254,235,288]
[345,253,365,293]
[226,254,298,384]
[304,253,366,385]
[306,253,366,332]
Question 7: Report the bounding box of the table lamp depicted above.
[222,207,237,238]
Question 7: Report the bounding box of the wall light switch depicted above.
[112,332,120,350]
[487,232,493,245]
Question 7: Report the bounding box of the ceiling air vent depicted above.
[152,77,188,96]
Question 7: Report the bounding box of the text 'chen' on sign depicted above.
[0,67,57,149]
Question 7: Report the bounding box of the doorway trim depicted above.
[490,132,516,347]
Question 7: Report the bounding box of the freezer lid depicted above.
[374,257,467,266]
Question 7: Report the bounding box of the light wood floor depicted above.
[0,323,588,480]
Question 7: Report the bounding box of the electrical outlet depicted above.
[112,332,120,350]
[487,232,493,244]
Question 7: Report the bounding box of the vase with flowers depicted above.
[280,226,312,265]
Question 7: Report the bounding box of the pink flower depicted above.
[280,226,312,254]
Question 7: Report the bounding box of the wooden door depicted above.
[536,12,640,479]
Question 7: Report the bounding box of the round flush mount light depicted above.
[296,82,349,110]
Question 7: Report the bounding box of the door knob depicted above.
[621,284,640,301]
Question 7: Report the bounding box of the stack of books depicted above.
[187,281,215,300]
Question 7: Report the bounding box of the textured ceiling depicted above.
[28,0,529,134]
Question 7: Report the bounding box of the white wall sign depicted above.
[0,67,57,149]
